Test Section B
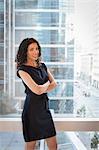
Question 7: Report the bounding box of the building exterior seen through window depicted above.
[0,0,75,116]
[0,0,99,118]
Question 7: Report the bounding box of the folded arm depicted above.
[18,70,50,95]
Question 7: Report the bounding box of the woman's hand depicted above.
[39,80,50,88]
[46,69,57,92]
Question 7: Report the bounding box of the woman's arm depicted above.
[46,69,57,92]
[18,70,50,95]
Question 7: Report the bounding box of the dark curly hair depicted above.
[15,38,41,68]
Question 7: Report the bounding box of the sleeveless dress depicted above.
[17,63,56,142]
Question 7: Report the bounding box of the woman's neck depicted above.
[25,60,37,67]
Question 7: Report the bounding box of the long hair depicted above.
[15,38,41,68]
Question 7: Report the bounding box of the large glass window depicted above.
[0,0,98,118]
[12,0,74,117]
[0,0,99,119]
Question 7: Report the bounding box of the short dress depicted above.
[17,62,56,142]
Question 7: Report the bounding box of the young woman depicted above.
[15,38,57,150]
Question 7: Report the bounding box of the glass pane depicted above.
[67,47,74,62]
[47,65,74,79]
[42,48,66,62]
[0,44,4,61]
[0,1,4,12]
[48,82,73,97]
[15,0,59,9]
[15,12,66,27]
[0,65,4,80]
[0,92,17,116]
[0,13,4,24]
[15,30,65,44]
[49,99,74,114]
[0,28,4,43]
[15,81,25,97]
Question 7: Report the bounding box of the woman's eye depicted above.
[30,49,33,51]
[31,48,34,51]
[30,48,38,51]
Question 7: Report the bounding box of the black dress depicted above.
[17,63,56,142]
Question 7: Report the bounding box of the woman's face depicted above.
[27,42,39,61]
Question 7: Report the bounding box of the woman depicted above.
[15,38,57,150]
